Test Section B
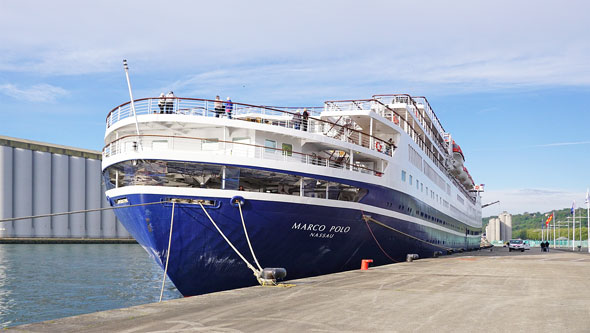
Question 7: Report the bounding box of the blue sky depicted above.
[1,0,588,216]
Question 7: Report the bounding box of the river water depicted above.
[0,244,182,328]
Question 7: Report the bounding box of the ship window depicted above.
[223,166,240,190]
[239,168,300,194]
[264,139,277,154]
[401,170,406,182]
[282,143,293,156]
[421,183,423,192]
[416,180,419,190]
[409,175,413,185]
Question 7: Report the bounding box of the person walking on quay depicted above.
[545,241,550,252]
[214,95,223,117]
[225,97,233,119]
[540,241,545,252]
[158,93,165,114]
[302,108,309,131]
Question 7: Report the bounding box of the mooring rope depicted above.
[159,202,175,303]
[197,202,261,278]
[0,201,170,223]
[362,215,399,263]
[237,202,263,272]
[361,213,453,252]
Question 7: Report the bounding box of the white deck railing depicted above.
[103,134,384,177]
[106,98,394,157]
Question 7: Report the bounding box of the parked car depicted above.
[508,239,527,252]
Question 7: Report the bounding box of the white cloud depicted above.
[532,141,590,147]
[0,83,68,102]
[482,188,588,217]
[0,0,589,93]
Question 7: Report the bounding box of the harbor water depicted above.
[0,243,182,328]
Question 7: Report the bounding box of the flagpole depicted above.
[579,212,582,250]
[573,202,576,251]
[553,212,556,249]
[586,188,589,254]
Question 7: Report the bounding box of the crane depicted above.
[482,200,499,209]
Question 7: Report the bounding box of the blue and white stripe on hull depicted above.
[107,187,479,296]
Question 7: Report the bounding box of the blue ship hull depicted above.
[110,192,479,296]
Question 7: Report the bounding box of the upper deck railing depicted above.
[105,97,394,157]
[324,98,447,171]
[324,97,475,202]
[372,94,447,154]
[373,94,446,137]
[103,134,383,177]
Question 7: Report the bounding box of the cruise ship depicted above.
[102,94,483,296]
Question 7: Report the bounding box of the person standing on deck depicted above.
[225,97,233,119]
[165,91,175,114]
[302,108,309,131]
[214,95,223,117]
[293,110,301,130]
[158,93,165,114]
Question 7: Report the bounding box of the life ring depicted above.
[375,141,383,152]
[393,115,399,125]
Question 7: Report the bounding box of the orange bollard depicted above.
[360,259,373,270]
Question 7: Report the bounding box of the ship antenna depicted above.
[123,59,142,150]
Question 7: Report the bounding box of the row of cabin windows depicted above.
[401,170,443,205]
[400,169,479,235]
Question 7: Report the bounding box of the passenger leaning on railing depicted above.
[293,110,302,130]
[302,108,309,131]
[225,97,233,119]
[214,95,223,117]
[158,93,165,114]
[165,91,175,114]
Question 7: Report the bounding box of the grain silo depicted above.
[0,135,130,240]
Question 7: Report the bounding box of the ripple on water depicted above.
[0,244,182,328]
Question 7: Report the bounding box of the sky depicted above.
[0,0,588,217]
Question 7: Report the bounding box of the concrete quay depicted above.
[12,247,590,332]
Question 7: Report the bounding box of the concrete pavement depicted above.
[11,247,590,332]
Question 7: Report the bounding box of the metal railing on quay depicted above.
[105,98,393,158]
[103,134,384,177]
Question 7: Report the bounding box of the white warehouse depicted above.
[0,135,130,239]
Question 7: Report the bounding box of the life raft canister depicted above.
[375,141,383,152]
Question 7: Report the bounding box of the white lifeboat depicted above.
[457,166,469,183]
[449,141,465,175]
[460,167,474,189]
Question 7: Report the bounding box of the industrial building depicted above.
[485,211,512,243]
[0,135,130,239]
